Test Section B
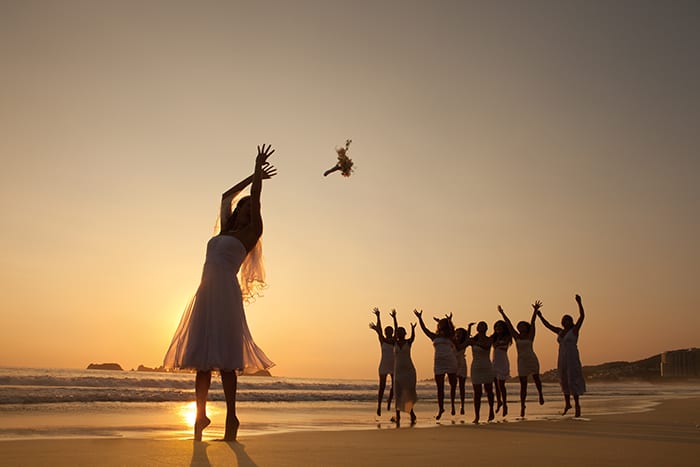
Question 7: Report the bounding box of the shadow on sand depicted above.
[189,440,258,467]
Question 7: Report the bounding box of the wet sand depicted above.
[1,397,698,466]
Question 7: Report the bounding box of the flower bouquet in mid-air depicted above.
[323,139,354,177]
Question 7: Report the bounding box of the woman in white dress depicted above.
[164,145,277,441]
[369,307,395,416]
[538,294,586,417]
[498,302,545,418]
[466,321,496,423]
[491,320,512,416]
[415,309,458,420]
[392,313,417,425]
[454,326,471,416]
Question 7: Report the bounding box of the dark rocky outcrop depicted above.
[86,362,124,371]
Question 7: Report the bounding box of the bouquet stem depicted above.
[323,165,341,176]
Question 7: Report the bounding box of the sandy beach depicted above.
[1,397,698,467]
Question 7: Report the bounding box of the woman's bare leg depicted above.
[194,371,212,441]
[221,370,239,441]
[519,376,528,417]
[435,374,446,420]
[533,374,545,405]
[498,379,508,416]
[458,376,466,415]
[485,382,495,421]
[472,384,482,424]
[387,373,394,411]
[494,377,502,413]
[448,373,457,416]
[563,393,572,415]
[377,373,387,416]
[574,395,581,417]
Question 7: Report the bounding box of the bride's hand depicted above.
[256,144,275,167]
[261,163,277,180]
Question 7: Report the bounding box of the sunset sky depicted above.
[1,1,698,380]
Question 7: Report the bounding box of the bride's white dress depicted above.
[163,234,274,374]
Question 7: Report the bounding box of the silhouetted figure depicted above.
[391,312,417,425]
[369,307,395,416]
[491,319,512,416]
[537,294,586,417]
[466,321,496,423]
[414,310,458,420]
[454,327,470,415]
[498,302,545,418]
[164,145,277,441]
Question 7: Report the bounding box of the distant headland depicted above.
[541,348,699,382]
[86,363,123,371]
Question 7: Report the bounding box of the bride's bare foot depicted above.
[539,394,545,405]
[460,406,465,415]
[575,405,581,417]
[488,408,495,422]
[376,407,381,417]
[223,416,239,441]
[410,411,417,425]
[451,405,456,416]
[520,404,526,418]
[496,401,502,413]
[436,408,445,420]
[502,403,508,417]
[472,417,479,424]
[194,416,211,441]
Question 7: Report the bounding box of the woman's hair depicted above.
[384,326,394,337]
[516,321,531,334]
[396,327,407,339]
[454,327,468,345]
[493,320,512,346]
[561,314,575,328]
[436,318,455,338]
[224,195,252,232]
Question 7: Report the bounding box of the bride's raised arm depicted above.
[248,144,276,236]
[218,147,277,234]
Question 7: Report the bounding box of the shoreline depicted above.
[1,397,698,466]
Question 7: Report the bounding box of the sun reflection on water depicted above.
[178,401,198,427]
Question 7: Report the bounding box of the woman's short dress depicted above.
[492,341,510,380]
[515,338,540,377]
[393,342,418,412]
[557,330,586,396]
[470,344,495,385]
[433,336,458,375]
[378,341,395,376]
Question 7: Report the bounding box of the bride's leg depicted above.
[221,370,239,441]
[195,371,212,441]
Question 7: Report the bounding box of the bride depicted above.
[164,144,277,441]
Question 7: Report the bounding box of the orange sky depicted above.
[1,1,698,380]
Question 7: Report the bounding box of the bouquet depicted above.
[323,139,354,177]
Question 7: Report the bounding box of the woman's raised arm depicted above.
[497,305,520,339]
[537,309,561,335]
[414,309,437,340]
[247,144,276,236]
[219,150,277,234]
[573,294,585,334]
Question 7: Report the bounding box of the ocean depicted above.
[1,367,699,440]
